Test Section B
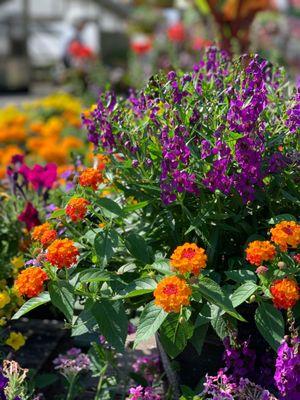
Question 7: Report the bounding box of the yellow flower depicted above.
[5,332,26,351]
[11,255,24,270]
[0,292,10,309]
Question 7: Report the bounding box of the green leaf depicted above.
[34,373,58,389]
[195,277,245,321]
[49,209,65,219]
[96,198,124,217]
[123,201,149,213]
[268,214,297,224]
[94,231,117,265]
[225,270,257,284]
[210,305,228,339]
[195,304,211,327]
[134,301,167,347]
[151,259,171,275]
[190,323,208,355]
[231,282,258,308]
[72,307,97,337]
[255,302,284,350]
[159,314,194,358]
[119,278,157,298]
[49,281,74,322]
[12,292,50,320]
[79,269,112,283]
[91,299,127,352]
[125,232,154,264]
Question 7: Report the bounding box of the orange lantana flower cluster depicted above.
[79,168,103,190]
[46,238,79,269]
[154,276,192,313]
[170,242,207,275]
[31,222,57,247]
[270,221,300,252]
[245,240,276,266]
[270,278,300,309]
[15,267,48,298]
[66,197,90,222]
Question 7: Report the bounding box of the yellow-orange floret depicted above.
[245,240,276,266]
[170,243,207,275]
[40,229,57,247]
[66,197,90,222]
[15,267,48,298]
[46,239,79,269]
[79,168,103,190]
[154,276,192,313]
[270,278,300,309]
[31,222,52,242]
[270,221,300,252]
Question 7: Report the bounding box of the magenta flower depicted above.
[20,163,57,191]
[18,202,40,231]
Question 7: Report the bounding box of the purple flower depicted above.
[129,386,161,400]
[53,348,90,376]
[274,337,300,399]
[132,354,160,384]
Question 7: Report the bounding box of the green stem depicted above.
[95,365,108,400]
[66,375,77,400]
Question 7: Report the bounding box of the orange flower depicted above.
[79,168,103,190]
[40,229,57,247]
[270,278,300,309]
[46,238,79,269]
[270,221,300,251]
[245,240,276,266]
[154,276,192,313]
[31,222,52,242]
[170,243,207,275]
[15,267,48,298]
[66,197,90,222]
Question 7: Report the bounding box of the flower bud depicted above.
[277,261,286,269]
[249,295,256,303]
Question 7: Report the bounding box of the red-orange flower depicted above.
[31,222,52,242]
[170,243,207,275]
[66,197,90,222]
[270,221,300,251]
[270,278,300,309]
[40,229,57,247]
[154,276,192,313]
[245,240,276,266]
[79,168,103,190]
[15,267,48,298]
[46,238,79,269]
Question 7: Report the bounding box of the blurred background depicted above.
[0,0,299,100]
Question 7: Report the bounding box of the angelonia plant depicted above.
[12,48,300,398]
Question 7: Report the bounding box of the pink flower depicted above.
[255,265,268,275]
[18,202,40,230]
[20,163,57,191]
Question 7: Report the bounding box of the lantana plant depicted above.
[12,49,299,385]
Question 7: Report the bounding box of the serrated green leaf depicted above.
[123,201,149,212]
[49,209,65,219]
[125,232,154,264]
[134,301,167,347]
[268,214,297,224]
[79,269,112,283]
[119,278,157,298]
[96,198,124,217]
[91,299,127,352]
[159,313,194,358]
[49,281,74,322]
[151,259,171,275]
[255,302,284,350]
[190,323,208,355]
[12,292,50,320]
[231,282,258,308]
[225,270,257,284]
[210,304,228,339]
[195,277,245,321]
